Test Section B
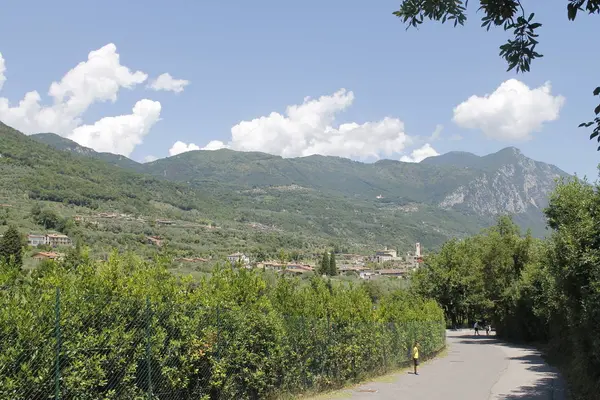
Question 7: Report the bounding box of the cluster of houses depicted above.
[221,243,424,280]
[25,233,72,263]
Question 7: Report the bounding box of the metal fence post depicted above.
[216,305,221,361]
[145,296,153,400]
[54,287,61,400]
[382,323,387,371]
[327,312,332,381]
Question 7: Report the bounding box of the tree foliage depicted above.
[412,178,600,398]
[0,251,445,399]
[329,252,338,276]
[319,252,330,276]
[392,1,600,149]
[0,225,23,268]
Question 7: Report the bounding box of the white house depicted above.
[27,234,48,246]
[227,252,250,265]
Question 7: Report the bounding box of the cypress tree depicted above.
[329,252,337,276]
[0,225,23,267]
[319,252,329,276]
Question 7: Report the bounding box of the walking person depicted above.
[485,324,490,336]
[412,341,420,375]
[474,321,480,336]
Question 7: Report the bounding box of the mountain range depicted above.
[0,124,569,255]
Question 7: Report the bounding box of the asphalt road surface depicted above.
[309,330,567,400]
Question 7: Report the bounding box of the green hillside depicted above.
[0,123,490,261]
[143,149,479,204]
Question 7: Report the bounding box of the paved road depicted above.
[309,330,567,400]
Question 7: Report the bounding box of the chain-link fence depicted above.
[0,287,445,400]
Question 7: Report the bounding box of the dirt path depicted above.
[306,330,567,400]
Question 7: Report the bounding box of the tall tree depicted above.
[392,1,600,148]
[0,225,23,268]
[329,252,338,276]
[319,252,330,276]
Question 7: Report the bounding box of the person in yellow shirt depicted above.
[412,341,420,375]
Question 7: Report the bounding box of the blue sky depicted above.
[0,0,598,178]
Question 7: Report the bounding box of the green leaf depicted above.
[595,104,600,115]
[567,4,578,20]
[593,87,600,96]
[590,131,599,140]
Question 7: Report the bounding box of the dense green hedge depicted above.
[0,253,445,400]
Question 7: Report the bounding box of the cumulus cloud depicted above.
[400,143,439,163]
[0,43,160,156]
[169,141,200,156]
[70,100,161,156]
[0,52,6,91]
[144,155,158,163]
[199,89,411,160]
[148,73,190,93]
[453,79,565,141]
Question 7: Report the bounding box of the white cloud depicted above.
[200,89,411,160]
[0,52,6,91]
[0,43,158,156]
[70,99,161,156]
[400,143,439,163]
[430,124,443,141]
[169,141,200,156]
[202,140,229,151]
[149,73,190,93]
[453,79,565,141]
[144,155,158,163]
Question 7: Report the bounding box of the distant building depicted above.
[339,265,368,275]
[359,271,376,280]
[227,252,250,265]
[406,242,423,267]
[286,264,314,272]
[258,261,285,271]
[374,247,400,263]
[32,252,64,262]
[46,234,72,247]
[377,269,405,278]
[27,234,48,246]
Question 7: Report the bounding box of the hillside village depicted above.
[218,242,424,279]
[5,201,425,279]
[17,215,424,278]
